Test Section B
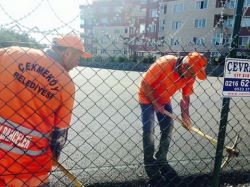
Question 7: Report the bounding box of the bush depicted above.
[141,55,156,64]
[116,56,129,62]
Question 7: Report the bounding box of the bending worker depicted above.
[0,34,91,186]
[138,52,207,186]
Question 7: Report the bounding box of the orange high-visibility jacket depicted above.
[138,55,195,105]
[0,46,75,176]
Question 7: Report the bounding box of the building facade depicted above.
[158,0,236,56]
[80,0,161,60]
[240,0,250,50]
[79,0,250,59]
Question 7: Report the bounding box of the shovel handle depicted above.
[53,160,84,187]
[162,110,236,153]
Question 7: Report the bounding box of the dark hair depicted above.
[52,45,67,52]
[175,56,184,78]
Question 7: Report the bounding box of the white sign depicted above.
[222,58,250,97]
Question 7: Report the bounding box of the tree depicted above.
[0,29,45,49]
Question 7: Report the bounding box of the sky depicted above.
[0,0,92,43]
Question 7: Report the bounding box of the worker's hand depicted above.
[153,103,165,114]
[52,158,59,167]
[182,116,192,130]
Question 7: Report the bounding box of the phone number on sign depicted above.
[224,80,250,87]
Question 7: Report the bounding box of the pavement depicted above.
[49,67,250,186]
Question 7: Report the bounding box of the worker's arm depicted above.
[180,95,191,130]
[50,127,69,161]
[51,78,75,162]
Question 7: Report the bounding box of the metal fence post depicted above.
[211,0,244,186]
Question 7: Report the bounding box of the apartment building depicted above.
[158,0,236,56]
[80,0,161,60]
[80,0,130,59]
[240,0,250,49]
[80,0,250,59]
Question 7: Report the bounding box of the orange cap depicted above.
[186,52,208,80]
[53,34,92,58]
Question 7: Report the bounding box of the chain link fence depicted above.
[0,0,250,187]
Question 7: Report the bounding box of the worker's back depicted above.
[0,46,75,176]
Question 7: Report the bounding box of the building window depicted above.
[164,5,167,14]
[244,0,250,7]
[150,9,158,18]
[80,19,92,26]
[140,23,145,33]
[226,0,236,9]
[210,51,221,57]
[130,27,135,35]
[101,49,107,54]
[196,0,208,9]
[160,26,165,32]
[159,36,165,40]
[193,37,205,45]
[148,24,157,32]
[161,4,167,14]
[140,8,147,16]
[112,17,122,24]
[224,16,234,28]
[80,19,85,25]
[241,17,250,27]
[130,17,136,25]
[172,21,182,31]
[225,34,232,45]
[100,18,109,24]
[239,36,250,47]
[195,18,206,28]
[212,33,223,46]
[173,3,184,13]
[170,38,180,46]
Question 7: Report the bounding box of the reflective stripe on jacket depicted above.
[0,117,50,156]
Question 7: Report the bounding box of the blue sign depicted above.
[223,58,250,97]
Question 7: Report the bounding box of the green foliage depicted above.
[107,56,129,63]
[141,55,156,64]
[0,29,44,49]
[109,56,116,62]
[117,56,128,62]
[247,43,250,50]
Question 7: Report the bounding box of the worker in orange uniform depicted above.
[0,34,92,187]
[138,52,207,187]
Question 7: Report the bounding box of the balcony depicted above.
[215,7,235,16]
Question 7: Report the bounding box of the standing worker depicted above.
[0,34,92,186]
[138,52,207,187]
